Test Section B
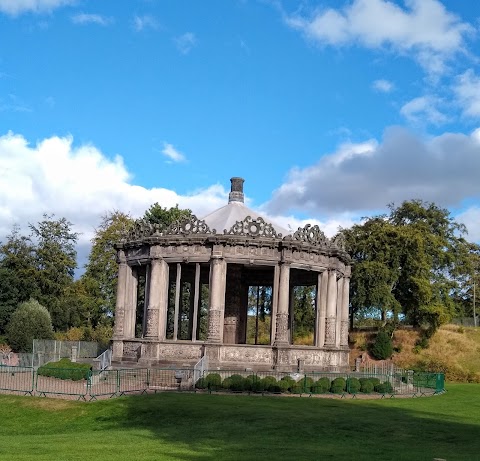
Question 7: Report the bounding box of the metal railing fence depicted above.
[0,365,445,401]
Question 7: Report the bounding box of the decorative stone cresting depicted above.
[167,215,215,235]
[127,219,163,241]
[225,216,281,238]
[291,224,327,246]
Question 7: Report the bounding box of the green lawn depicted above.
[0,384,479,461]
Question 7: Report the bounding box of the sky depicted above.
[1,0,480,270]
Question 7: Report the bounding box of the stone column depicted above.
[145,251,169,340]
[207,257,227,343]
[173,263,182,340]
[274,262,290,346]
[315,270,328,347]
[324,270,337,346]
[335,277,344,347]
[113,249,127,338]
[270,264,280,345]
[341,276,350,346]
[191,263,201,341]
[224,265,242,344]
[123,265,138,339]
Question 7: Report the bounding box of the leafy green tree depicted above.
[143,203,192,229]
[343,200,471,335]
[29,215,78,330]
[83,211,134,324]
[0,226,39,332]
[6,299,54,352]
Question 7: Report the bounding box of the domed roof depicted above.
[202,177,290,236]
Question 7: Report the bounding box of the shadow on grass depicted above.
[95,386,480,461]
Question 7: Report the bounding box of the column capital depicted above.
[150,245,163,260]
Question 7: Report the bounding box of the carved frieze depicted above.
[225,216,281,238]
[158,344,203,360]
[220,346,273,363]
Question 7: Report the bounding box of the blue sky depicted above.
[1,0,480,264]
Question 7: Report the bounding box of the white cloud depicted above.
[0,0,74,15]
[454,69,480,118]
[174,32,197,55]
[133,14,158,32]
[372,79,394,93]
[0,132,228,267]
[161,143,186,163]
[71,13,113,26]
[286,0,473,75]
[266,126,480,220]
[400,95,449,125]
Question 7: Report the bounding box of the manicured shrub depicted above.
[262,376,277,392]
[229,375,245,392]
[346,377,361,394]
[205,373,222,389]
[195,378,207,389]
[304,377,314,392]
[290,379,305,394]
[374,381,394,394]
[37,358,91,381]
[359,378,374,393]
[275,379,291,393]
[222,378,232,390]
[311,377,330,394]
[246,375,264,392]
[330,377,346,394]
[371,330,393,360]
[280,376,296,391]
[6,299,54,352]
[368,377,381,386]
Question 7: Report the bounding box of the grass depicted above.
[0,384,479,460]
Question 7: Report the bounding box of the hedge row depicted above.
[37,358,91,381]
[195,374,394,394]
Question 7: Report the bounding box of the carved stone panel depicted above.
[340,320,349,347]
[275,312,289,344]
[123,341,141,358]
[220,346,273,364]
[207,309,222,342]
[324,317,336,346]
[145,308,159,338]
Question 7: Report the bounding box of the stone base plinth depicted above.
[114,338,349,372]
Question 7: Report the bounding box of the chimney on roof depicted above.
[228,177,245,203]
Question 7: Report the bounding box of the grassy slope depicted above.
[350,325,480,382]
[0,384,479,461]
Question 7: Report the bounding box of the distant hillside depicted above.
[349,325,480,383]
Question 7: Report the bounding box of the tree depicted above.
[343,200,471,335]
[29,215,79,330]
[6,299,54,352]
[0,226,39,332]
[143,203,192,229]
[82,211,134,324]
